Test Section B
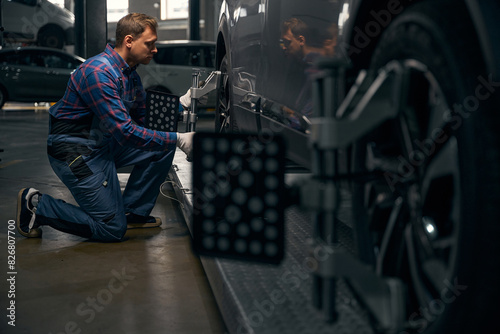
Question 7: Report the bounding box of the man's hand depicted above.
[176,132,195,161]
[180,88,209,110]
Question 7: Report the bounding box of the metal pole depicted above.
[74,0,86,58]
[188,0,200,40]
[186,70,200,132]
[75,0,107,59]
[0,0,4,49]
[85,0,107,58]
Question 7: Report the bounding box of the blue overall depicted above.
[35,57,176,242]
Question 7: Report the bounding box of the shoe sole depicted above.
[16,188,42,238]
[126,218,162,230]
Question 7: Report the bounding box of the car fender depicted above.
[216,14,230,70]
[216,0,237,69]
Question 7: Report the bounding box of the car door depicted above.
[36,50,81,100]
[256,0,340,167]
[0,50,40,100]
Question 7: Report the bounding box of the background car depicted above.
[3,0,75,49]
[0,46,84,109]
[136,40,216,113]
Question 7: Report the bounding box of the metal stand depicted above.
[302,58,410,332]
[183,69,221,132]
[0,0,4,49]
[184,70,200,132]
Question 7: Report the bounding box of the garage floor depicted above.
[0,105,227,334]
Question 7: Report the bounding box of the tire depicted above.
[38,26,65,49]
[215,53,238,133]
[351,1,500,333]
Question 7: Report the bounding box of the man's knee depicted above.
[91,214,127,242]
[92,227,126,242]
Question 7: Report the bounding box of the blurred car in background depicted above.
[0,46,84,109]
[136,40,216,113]
[3,0,75,49]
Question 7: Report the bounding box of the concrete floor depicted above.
[0,105,226,333]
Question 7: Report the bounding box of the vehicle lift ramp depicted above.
[173,60,412,333]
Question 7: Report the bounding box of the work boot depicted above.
[126,213,162,229]
[16,188,42,238]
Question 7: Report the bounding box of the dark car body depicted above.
[215,0,500,170]
[0,47,84,108]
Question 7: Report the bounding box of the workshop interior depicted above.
[1,0,500,333]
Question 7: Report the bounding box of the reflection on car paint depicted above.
[221,0,341,133]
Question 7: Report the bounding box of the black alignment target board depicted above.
[146,90,179,132]
[192,132,286,264]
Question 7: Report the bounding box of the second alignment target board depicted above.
[191,132,286,264]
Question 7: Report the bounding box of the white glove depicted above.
[176,132,195,161]
[180,88,209,110]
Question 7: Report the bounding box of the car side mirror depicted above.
[191,132,286,264]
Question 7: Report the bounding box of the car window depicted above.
[30,51,81,69]
[10,0,37,6]
[154,45,215,67]
[43,53,79,69]
[0,50,82,69]
[0,52,16,65]
[0,51,30,66]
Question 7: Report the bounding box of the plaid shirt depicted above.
[49,44,177,150]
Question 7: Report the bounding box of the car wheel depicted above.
[351,1,500,333]
[38,26,65,49]
[0,85,7,109]
[215,53,238,133]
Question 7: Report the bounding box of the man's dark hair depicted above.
[115,13,158,47]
